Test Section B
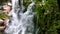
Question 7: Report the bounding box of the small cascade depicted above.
[5,0,35,34]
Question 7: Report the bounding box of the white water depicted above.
[5,0,35,34]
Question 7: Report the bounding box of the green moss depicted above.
[0,11,10,19]
[24,0,31,9]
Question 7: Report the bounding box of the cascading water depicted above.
[5,0,35,34]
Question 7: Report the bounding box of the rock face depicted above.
[0,31,4,34]
[0,19,5,34]
[0,26,5,34]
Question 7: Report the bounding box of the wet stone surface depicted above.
[0,31,4,34]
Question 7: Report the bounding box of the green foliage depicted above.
[0,0,11,5]
[0,11,10,19]
[34,0,60,34]
[23,0,31,11]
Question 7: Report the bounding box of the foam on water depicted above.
[5,0,35,34]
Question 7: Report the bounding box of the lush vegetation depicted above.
[0,11,10,19]
[0,0,60,34]
[34,0,60,34]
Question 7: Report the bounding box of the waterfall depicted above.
[4,0,35,34]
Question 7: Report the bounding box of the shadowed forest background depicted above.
[0,0,60,34]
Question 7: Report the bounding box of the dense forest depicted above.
[0,0,60,34]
